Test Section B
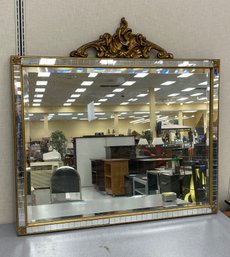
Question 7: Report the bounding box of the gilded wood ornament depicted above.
[17,226,26,236]
[70,18,173,59]
[11,56,21,64]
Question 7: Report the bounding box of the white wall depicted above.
[0,0,229,224]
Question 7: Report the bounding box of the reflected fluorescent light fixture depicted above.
[88,73,98,78]
[137,93,148,97]
[77,113,84,116]
[39,58,56,65]
[122,81,136,86]
[81,81,93,86]
[198,97,208,100]
[168,93,180,97]
[113,88,124,92]
[98,118,108,120]
[35,88,46,92]
[63,103,72,106]
[72,117,78,119]
[100,59,117,65]
[28,114,34,116]
[75,88,86,92]
[177,97,188,101]
[98,98,108,102]
[105,94,115,97]
[183,110,197,113]
[32,103,40,106]
[71,94,80,98]
[154,88,160,92]
[15,82,21,88]
[80,118,88,121]
[95,112,105,115]
[94,103,101,106]
[177,73,193,78]
[182,87,195,92]
[38,72,50,77]
[134,73,149,78]
[198,81,208,86]
[178,61,195,67]
[120,102,129,105]
[128,98,138,102]
[34,94,43,98]
[36,81,48,86]
[185,101,194,104]
[214,84,219,88]
[166,102,176,105]
[161,81,176,86]
[67,99,76,103]
[58,113,72,116]
[191,93,203,97]
[33,99,42,103]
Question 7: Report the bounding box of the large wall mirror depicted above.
[11,18,219,235]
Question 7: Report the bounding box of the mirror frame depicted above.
[11,18,220,235]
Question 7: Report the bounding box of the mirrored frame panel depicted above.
[11,56,219,235]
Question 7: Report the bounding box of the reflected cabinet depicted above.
[11,18,219,235]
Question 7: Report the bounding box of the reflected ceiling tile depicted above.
[182,87,195,92]
[161,81,176,86]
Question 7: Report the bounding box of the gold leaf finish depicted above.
[17,226,26,236]
[11,56,22,64]
[70,18,173,59]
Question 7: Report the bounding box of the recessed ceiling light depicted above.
[81,81,94,86]
[105,94,115,97]
[39,58,56,65]
[67,99,76,103]
[177,97,188,101]
[34,94,43,98]
[36,81,48,86]
[120,102,129,105]
[134,73,149,78]
[58,113,72,116]
[38,72,50,77]
[154,88,160,92]
[71,94,80,98]
[122,81,136,86]
[63,103,72,106]
[88,73,98,78]
[168,93,180,97]
[190,93,203,97]
[137,93,148,97]
[94,103,101,106]
[177,73,193,78]
[113,88,124,92]
[32,103,40,106]
[161,81,176,86]
[98,99,108,102]
[33,99,42,103]
[182,87,195,92]
[198,81,208,86]
[75,88,86,92]
[35,88,46,92]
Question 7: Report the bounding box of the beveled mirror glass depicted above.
[11,19,219,235]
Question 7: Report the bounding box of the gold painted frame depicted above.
[11,18,220,235]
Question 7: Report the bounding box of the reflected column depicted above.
[43,113,49,137]
[113,112,119,136]
[149,88,156,138]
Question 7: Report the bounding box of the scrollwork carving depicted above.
[70,18,173,59]
[11,56,22,64]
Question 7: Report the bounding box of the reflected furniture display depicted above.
[104,159,129,196]
[50,166,82,203]
[30,161,63,189]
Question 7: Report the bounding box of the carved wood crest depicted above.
[70,18,173,59]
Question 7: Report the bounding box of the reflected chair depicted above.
[50,166,82,203]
